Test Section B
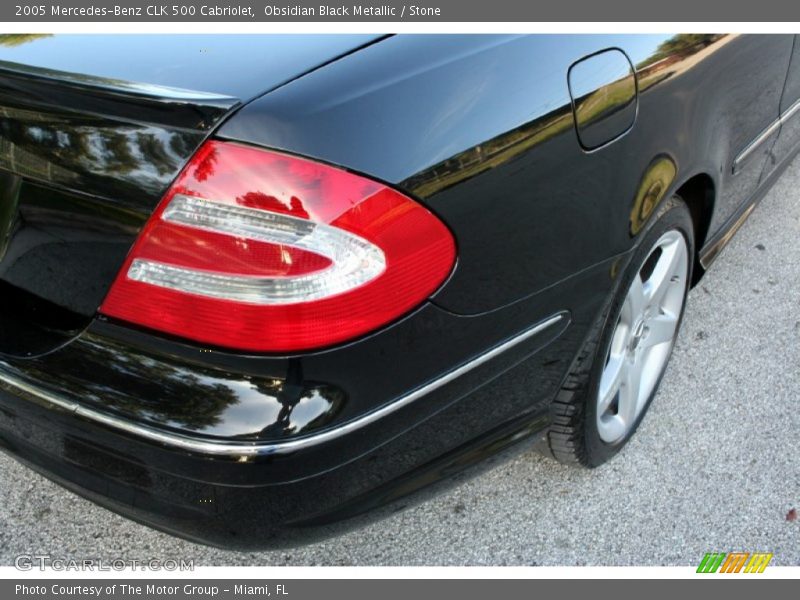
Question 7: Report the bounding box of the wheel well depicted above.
[675,173,715,285]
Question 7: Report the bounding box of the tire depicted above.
[547,195,694,467]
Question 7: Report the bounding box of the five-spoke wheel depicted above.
[547,195,695,466]
[596,230,689,443]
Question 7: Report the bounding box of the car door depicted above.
[763,35,800,179]
[689,34,794,230]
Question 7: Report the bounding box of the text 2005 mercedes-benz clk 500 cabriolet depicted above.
[0,34,797,548]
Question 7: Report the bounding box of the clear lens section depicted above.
[128,195,386,305]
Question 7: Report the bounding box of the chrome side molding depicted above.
[732,119,781,174]
[732,97,800,174]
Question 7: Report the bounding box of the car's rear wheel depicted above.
[547,195,694,467]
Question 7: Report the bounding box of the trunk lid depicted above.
[0,34,380,102]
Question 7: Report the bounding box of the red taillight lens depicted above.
[99,141,456,352]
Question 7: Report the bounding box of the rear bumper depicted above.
[0,253,622,548]
[1,315,564,460]
[0,311,571,549]
[0,381,551,549]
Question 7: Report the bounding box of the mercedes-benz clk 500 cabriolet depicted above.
[0,33,797,548]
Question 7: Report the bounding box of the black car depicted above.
[0,33,797,549]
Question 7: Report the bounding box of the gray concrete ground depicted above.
[1,157,798,567]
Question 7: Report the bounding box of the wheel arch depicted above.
[673,172,716,285]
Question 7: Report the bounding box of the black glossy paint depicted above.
[0,34,798,548]
[767,37,800,177]
[0,62,227,329]
[0,34,380,102]
[221,34,794,315]
[0,33,381,352]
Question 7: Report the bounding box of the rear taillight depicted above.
[99,141,456,352]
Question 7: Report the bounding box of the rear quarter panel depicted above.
[219,34,794,314]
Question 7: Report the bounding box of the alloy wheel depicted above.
[596,230,689,443]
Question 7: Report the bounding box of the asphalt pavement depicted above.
[1,156,798,566]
